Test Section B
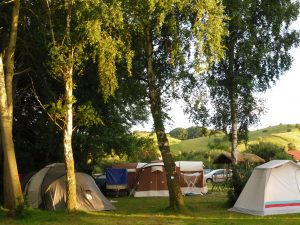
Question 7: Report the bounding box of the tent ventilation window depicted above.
[85,190,93,200]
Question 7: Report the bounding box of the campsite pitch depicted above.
[1,192,300,225]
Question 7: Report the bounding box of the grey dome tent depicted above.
[24,163,115,211]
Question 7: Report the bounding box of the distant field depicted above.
[134,131,181,146]
[170,124,300,154]
[136,124,300,155]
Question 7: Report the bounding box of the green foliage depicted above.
[227,163,256,207]
[169,128,188,140]
[75,102,102,127]
[187,126,210,139]
[127,136,160,162]
[207,137,230,151]
[47,0,134,102]
[169,126,211,140]
[124,0,226,69]
[186,0,300,151]
[247,142,292,162]
[288,142,297,151]
[174,149,221,169]
[13,198,29,218]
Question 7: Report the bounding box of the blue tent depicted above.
[106,168,128,186]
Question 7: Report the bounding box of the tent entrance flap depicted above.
[181,172,201,195]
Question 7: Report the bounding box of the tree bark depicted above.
[63,0,77,211]
[0,0,23,210]
[63,65,77,211]
[144,26,184,210]
[0,55,23,209]
[229,91,238,165]
[227,21,238,165]
[4,0,19,119]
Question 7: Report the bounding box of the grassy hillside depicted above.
[134,124,300,157]
[169,124,300,154]
[134,131,182,146]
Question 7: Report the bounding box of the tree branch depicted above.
[14,68,31,76]
[44,0,55,43]
[30,77,64,130]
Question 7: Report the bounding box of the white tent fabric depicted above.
[176,161,203,172]
[229,160,300,216]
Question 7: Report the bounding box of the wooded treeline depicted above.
[0,0,299,212]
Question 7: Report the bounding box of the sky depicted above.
[133,22,300,133]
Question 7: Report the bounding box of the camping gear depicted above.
[114,161,207,197]
[134,161,169,197]
[229,160,300,216]
[113,163,138,190]
[25,163,115,211]
[176,161,207,195]
[106,168,128,196]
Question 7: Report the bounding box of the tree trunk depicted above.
[227,21,238,165]
[63,0,76,212]
[63,62,77,212]
[0,55,23,209]
[0,0,23,210]
[4,0,19,119]
[144,27,184,210]
[229,92,238,165]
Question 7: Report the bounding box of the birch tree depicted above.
[44,0,132,211]
[0,0,23,210]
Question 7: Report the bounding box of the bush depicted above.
[247,142,291,161]
[169,128,188,140]
[227,162,256,207]
[207,137,231,151]
[288,143,297,151]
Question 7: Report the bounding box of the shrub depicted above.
[169,128,188,140]
[288,143,297,151]
[227,162,256,207]
[174,150,221,169]
[247,142,291,161]
[207,137,231,151]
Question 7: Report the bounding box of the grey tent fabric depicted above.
[25,163,115,211]
[44,172,115,211]
[41,163,65,194]
[229,160,300,216]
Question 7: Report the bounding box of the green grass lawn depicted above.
[2,192,300,225]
